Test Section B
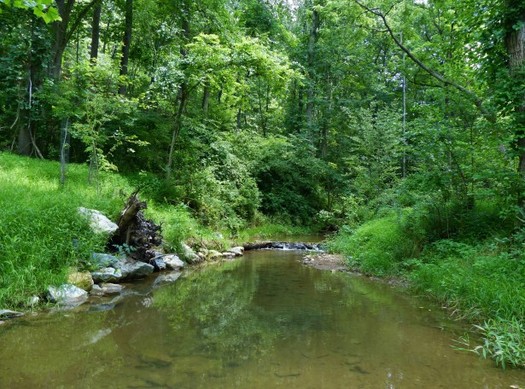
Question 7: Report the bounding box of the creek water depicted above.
[0,250,524,388]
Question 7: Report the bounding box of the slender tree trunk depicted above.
[166,2,191,180]
[505,6,525,204]
[166,86,189,179]
[90,0,102,62]
[202,80,210,116]
[18,15,41,156]
[118,0,133,95]
[60,118,70,186]
[306,6,319,128]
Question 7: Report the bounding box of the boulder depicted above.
[67,271,94,291]
[227,246,244,257]
[78,207,118,235]
[47,284,88,306]
[163,254,185,270]
[181,243,200,263]
[150,257,167,271]
[91,267,123,283]
[90,284,105,296]
[114,259,154,279]
[222,252,236,259]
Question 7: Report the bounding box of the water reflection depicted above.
[0,250,523,388]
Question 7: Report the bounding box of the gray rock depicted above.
[47,284,88,306]
[91,267,123,283]
[150,258,167,271]
[90,284,105,296]
[181,243,200,263]
[163,254,185,270]
[227,246,244,257]
[78,207,118,234]
[114,259,154,280]
[91,253,119,269]
[0,309,24,319]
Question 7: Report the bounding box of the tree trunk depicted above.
[306,6,320,128]
[202,80,210,115]
[118,0,133,95]
[166,85,189,179]
[505,5,525,204]
[90,0,102,62]
[166,2,191,180]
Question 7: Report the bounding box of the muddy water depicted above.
[0,250,524,388]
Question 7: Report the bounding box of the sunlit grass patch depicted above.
[0,152,130,308]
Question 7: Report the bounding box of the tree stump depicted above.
[110,192,162,262]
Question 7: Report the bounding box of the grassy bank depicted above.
[0,152,318,310]
[0,153,225,309]
[328,210,525,368]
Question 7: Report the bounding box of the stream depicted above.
[0,249,524,388]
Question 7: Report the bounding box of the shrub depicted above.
[328,214,418,275]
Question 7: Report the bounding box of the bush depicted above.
[328,213,418,275]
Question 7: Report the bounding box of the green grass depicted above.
[0,152,132,308]
[327,213,419,275]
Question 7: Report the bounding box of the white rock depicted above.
[163,254,185,270]
[47,284,88,306]
[227,246,244,257]
[181,243,200,262]
[78,207,118,234]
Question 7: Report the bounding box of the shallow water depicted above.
[0,250,524,388]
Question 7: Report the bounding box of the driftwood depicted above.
[110,192,162,262]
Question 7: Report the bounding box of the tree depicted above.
[118,0,132,95]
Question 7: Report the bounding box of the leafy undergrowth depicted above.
[328,212,525,368]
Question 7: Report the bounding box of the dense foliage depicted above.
[1,0,524,367]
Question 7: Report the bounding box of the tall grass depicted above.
[0,152,131,308]
[328,213,418,275]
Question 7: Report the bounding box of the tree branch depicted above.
[65,0,100,44]
[354,0,494,121]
